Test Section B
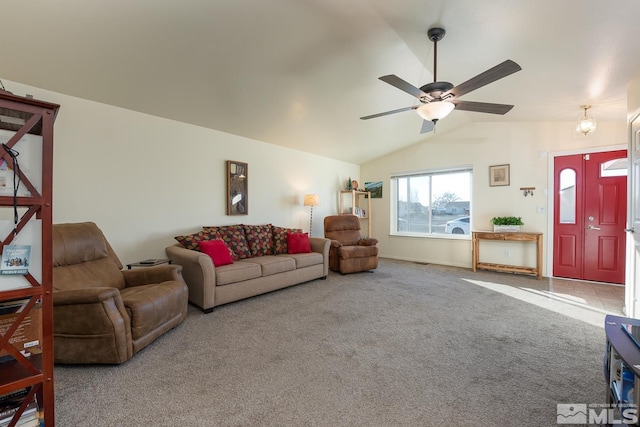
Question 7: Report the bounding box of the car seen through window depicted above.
[444,216,470,234]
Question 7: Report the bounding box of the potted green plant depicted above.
[491,216,524,232]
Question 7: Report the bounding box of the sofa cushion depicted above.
[287,232,311,254]
[214,261,262,286]
[174,230,216,251]
[243,224,273,257]
[204,225,252,260]
[240,255,295,277]
[198,239,234,267]
[272,226,302,255]
[286,252,324,269]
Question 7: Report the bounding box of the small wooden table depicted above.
[472,231,543,280]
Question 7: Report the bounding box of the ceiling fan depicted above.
[360,27,522,134]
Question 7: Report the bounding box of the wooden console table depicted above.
[472,231,543,280]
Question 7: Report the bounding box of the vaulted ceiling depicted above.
[1,0,639,164]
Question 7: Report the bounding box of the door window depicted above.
[559,168,576,224]
[601,158,628,177]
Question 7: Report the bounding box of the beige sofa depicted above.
[166,224,330,312]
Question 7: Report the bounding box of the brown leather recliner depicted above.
[324,215,378,274]
[52,222,188,364]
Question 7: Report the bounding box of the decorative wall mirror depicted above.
[226,160,248,215]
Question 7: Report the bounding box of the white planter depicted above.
[493,224,521,232]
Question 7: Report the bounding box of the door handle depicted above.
[625,227,635,233]
[588,225,601,230]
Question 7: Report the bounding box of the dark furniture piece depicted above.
[324,214,378,274]
[53,222,189,364]
[0,91,58,426]
[604,314,640,425]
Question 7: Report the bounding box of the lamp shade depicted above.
[304,194,319,207]
[416,101,455,122]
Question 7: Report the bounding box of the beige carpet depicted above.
[54,259,607,426]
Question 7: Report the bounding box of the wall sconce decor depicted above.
[520,187,535,196]
[304,194,320,234]
[576,105,596,136]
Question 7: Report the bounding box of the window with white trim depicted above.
[391,167,472,236]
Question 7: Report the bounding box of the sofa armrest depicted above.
[165,244,216,311]
[54,287,122,305]
[358,237,378,246]
[53,287,133,364]
[309,237,330,277]
[122,264,184,287]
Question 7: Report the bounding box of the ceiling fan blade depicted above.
[420,120,434,134]
[452,100,514,115]
[360,105,418,120]
[445,60,521,99]
[379,75,429,99]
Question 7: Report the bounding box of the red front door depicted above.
[553,150,627,284]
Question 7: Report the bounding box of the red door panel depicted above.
[557,234,577,268]
[553,155,583,279]
[584,150,626,283]
[553,150,626,284]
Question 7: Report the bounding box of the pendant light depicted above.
[576,105,596,136]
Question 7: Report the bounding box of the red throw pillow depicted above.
[198,239,234,267]
[287,232,311,254]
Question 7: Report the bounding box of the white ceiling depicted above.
[1,0,639,164]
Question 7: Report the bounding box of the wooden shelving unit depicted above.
[339,190,371,237]
[0,90,58,426]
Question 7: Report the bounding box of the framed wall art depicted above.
[489,164,510,187]
[226,160,248,215]
[364,181,383,198]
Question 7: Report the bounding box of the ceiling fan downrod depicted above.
[427,27,446,83]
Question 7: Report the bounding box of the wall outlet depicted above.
[504,250,511,257]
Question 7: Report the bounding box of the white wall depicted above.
[5,81,359,264]
[361,120,627,275]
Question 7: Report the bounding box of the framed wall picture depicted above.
[489,164,510,187]
[226,160,248,215]
[364,181,382,198]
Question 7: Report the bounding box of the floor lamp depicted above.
[304,194,320,235]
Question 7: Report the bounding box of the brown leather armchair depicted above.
[52,222,188,364]
[324,215,378,274]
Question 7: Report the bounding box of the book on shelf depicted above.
[0,245,31,275]
[0,389,38,427]
[0,388,29,412]
[0,414,39,427]
[0,298,42,362]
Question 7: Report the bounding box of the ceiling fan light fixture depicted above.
[576,104,596,136]
[416,101,455,122]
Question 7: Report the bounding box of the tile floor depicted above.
[461,269,626,327]
[545,277,625,316]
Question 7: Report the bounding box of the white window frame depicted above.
[390,165,473,238]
